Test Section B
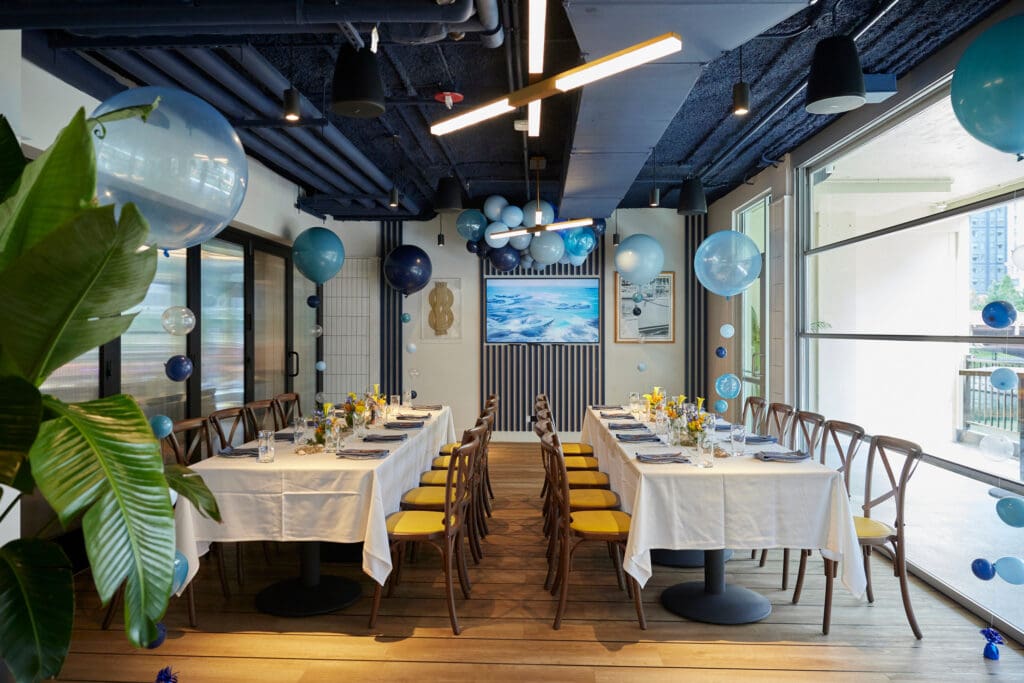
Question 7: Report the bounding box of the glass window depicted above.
[39,349,99,403]
[121,250,187,419]
[201,239,244,414]
[737,195,769,400]
[293,268,318,412]
[253,250,286,401]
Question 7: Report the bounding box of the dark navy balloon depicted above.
[489,245,520,272]
[715,346,727,358]
[591,218,606,237]
[972,557,996,580]
[478,242,492,259]
[146,622,167,649]
[632,306,642,316]
[164,355,193,382]
[383,245,432,296]
[982,300,1017,329]
[307,295,320,308]
[466,239,481,254]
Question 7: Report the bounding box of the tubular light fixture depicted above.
[528,99,541,137]
[528,0,547,74]
[732,46,750,116]
[432,33,682,136]
[677,176,707,216]
[805,35,865,114]
[612,210,620,246]
[492,217,593,239]
[437,215,446,246]
[534,164,543,226]
[388,186,400,209]
[283,87,301,121]
[648,146,660,207]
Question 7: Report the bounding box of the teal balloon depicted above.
[951,15,1024,155]
[972,558,996,580]
[563,227,597,257]
[614,234,665,286]
[482,195,508,221]
[632,292,644,303]
[293,227,345,284]
[994,556,1024,585]
[715,373,741,400]
[694,231,762,297]
[713,399,728,413]
[996,497,1024,528]
[484,222,511,248]
[721,323,735,339]
[456,209,487,241]
[401,313,412,324]
[991,367,1018,391]
[149,414,173,439]
[529,231,565,265]
[500,204,524,228]
[172,550,189,594]
[92,86,247,250]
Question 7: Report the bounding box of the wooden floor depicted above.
[60,443,1023,682]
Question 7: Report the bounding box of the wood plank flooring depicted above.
[59,443,1024,682]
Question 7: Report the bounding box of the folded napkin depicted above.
[591,404,623,410]
[636,451,691,464]
[600,411,634,419]
[385,421,423,429]
[616,433,662,443]
[754,450,810,463]
[715,423,734,432]
[218,446,259,457]
[363,433,408,442]
[273,430,294,441]
[744,434,778,444]
[336,448,389,459]
[608,423,648,431]
[412,403,442,410]
[396,413,429,420]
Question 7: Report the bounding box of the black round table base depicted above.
[661,581,772,625]
[651,549,734,568]
[254,575,362,617]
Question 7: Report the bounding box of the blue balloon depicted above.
[984,642,1001,661]
[721,323,735,339]
[715,346,727,358]
[164,355,193,382]
[509,232,533,251]
[482,195,508,221]
[401,312,412,324]
[996,497,1024,528]
[520,254,534,269]
[315,360,327,372]
[172,550,189,594]
[591,218,607,237]
[568,253,589,267]
[632,292,644,303]
[149,414,173,439]
[383,245,432,296]
[637,361,648,372]
[951,16,1024,155]
[500,204,524,228]
[994,556,1024,585]
[982,300,1017,329]
[146,622,167,649]
[991,367,1018,391]
[484,222,511,248]
[615,234,665,286]
[93,86,247,251]
[694,231,762,297]
[972,558,996,580]
[306,295,320,308]
[563,227,597,258]
[522,199,555,227]
[456,209,487,241]
[489,245,520,272]
[465,239,481,254]
[529,231,565,265]
[714,373,741,400]
[292,227,345,284]
[713,399,728,413]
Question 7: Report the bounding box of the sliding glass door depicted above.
[254,250,287,401]
[200,239,245,414]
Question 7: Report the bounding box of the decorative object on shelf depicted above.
[615,272,674,343]
[990,367,1018,391]
[982,300,1017,329]
[720,323,735,339]
[149,415,173,439]
[164,354,193,382]
[307,294,320,308]
[694,230,762,297]
[981,627,1005,660]
[383,244,432,296]
[615,234,665,287]
[160,306,195,336]
[428,281,455,336]
[951,15,1024,156]
[292,226,346,284]
[714,373,741,400]
[92,86,247,251]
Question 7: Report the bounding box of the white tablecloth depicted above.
[580,408,866,599]
[175,408,456,589]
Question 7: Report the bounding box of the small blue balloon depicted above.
[509,232,533,251]
[500,204,524,228]
[713,399,728,413]
[164,355,193,382]
[632,292,644,303]
[994,556,1024,585]
[996,497,1024,528]
[456,209,488,241]
[715,346,727,358]
[315,360,327,372]
[990,367,1018,391]
[972,558,996,580]
[637,361,648,372]
[146,622,167,649]
[482,195,508,221]
[982,300,1017,329]
[484,222,511,248]
[694,230,762,297]
[293,227,345,284]
[519,253,534,269]
[401,312,412,324]
[721,323,735,339]
[307,295,320,308]
[465,239,481,254]
[591,218,607,237]
[410,390,417,399]
[172,550,189,594]
[984,642,1001,661]
[714,373,741,400]
[149,415,173,439]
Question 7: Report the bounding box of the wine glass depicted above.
[389,394,400,421]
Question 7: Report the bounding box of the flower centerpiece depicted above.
[667,395,710,446]
[642,386,665,420]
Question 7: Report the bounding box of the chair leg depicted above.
[213,544,231,599]
[539,477,548,499]
[442,543,461,636]
[387,542,404,597]
[101,586,122,630]
[750,549,757,560]
[792,549,809,604]
[895,544,923,640]
[544,521,560,591]
[608,541,626,592]
[485,462,495,501]
[455,531,472,599]
[758,549,768,567]
[368,580,383,629]
[822,558,834,635]
[186,583,198,628]
[629,575,647,630]
[782,548,791,589]
[235,543,245,586]
[553,534,573,630]
[863,545,874,604]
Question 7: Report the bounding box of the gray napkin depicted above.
[219,446,258,457]
[336,448,389,459]
[636,451,691,464]
[754,450,809,462]
[616,433,661,443]
[363,433,408,442]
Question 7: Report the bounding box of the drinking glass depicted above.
[257,430,275,463]
[403,389,412,405]
[353,411,368,439]
[292,415,306,445]
[389,394,400,420]
[730,425,746,457]
[628,392,640,418]
[696,433,714,468]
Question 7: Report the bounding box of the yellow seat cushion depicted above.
[439,442,460,454]
[564,455,599,470]
[420,469,448,486]
[401,486,453,507]
[562,443,593,455]
[570,510,631,535]
[854,516,894,540]
[569,488,620,510]
[432,455,451,469]
[566,470,609,488]
[386,510,445,535]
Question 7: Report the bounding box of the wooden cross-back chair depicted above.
[742,396,767,433]
[245,399,282,436]
[273,392,302,426]
[161,417,209,467]
[764,402,795,441]
[207,407,250,451]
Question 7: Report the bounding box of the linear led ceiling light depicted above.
[494,217,594,240]
[529,0,547,74]
[528,99,541,137]
[431,33,682,136]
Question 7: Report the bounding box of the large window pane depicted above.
[121,251,187,419]
[293,268,317,412]
[39,349,99,403]
[253,250,286,401]
[201,239,244,413]
[737,196,769,399]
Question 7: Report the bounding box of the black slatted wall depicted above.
[683,214,708,397]
[380,220,403,396]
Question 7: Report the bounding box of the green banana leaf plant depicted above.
[0,107,221,682]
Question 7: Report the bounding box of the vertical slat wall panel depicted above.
[380,220,403,396]
[482,245,604,432]
[684,215,708,397]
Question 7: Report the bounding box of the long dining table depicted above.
[174,406,456,616]
[580,406,866,624]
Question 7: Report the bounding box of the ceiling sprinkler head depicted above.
[434,91,465,110]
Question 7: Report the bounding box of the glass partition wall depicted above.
[798,84,1024,640]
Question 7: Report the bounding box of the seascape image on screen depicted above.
[486,278,600,343]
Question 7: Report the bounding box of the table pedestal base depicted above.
[660,549,771,625]
[254,542,362,617]
[652,548,734,568]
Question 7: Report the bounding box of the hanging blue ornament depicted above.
[315,360,327,372]
[146,622,167,649]
[636,361,648,372]
[982,300,1017,329]
[714,373,741,400]
[715,346,727,359]
[307,294,320,308]
[632,306,642,316]
[401,312,412,324]
[292,227,346,284]
[410,390,418,399]
[995,496,1024,528]
[971,558,996,580]
[164,355,193,382]
[713,399,728,413]
[149,415,173,440]
[990,367,1019,391]
[632,292,644,303]
[981,628,1004,660]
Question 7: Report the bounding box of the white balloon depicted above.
[980,434,1014,462]
[406,343,418,354]
[484,222,510,248]
[483,195,509,221]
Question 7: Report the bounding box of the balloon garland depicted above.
[969,493,1024,660]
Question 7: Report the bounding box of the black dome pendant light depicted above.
[805,2,865,115]
[331,43,386,118]
[677,177,707,216]
[433,176,464,214]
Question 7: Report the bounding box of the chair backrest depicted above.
[162,417,208,466]
[765,402,794,440]
[273,392,302,426]
[446,427,484,535]
[245,399,281,436]
[818,419,867,495]
[861,436,922,538]
[533,416,552,440]
[207,407,249,450]
[742,396,767,433]
[540,432,571,532]
[788,410,825,456]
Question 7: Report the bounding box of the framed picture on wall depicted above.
[614,271,675,343]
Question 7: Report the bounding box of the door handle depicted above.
[287,351,300,378]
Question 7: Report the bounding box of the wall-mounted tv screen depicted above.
[485,278,600,344]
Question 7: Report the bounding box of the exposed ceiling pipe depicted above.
[0,0,476,30]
